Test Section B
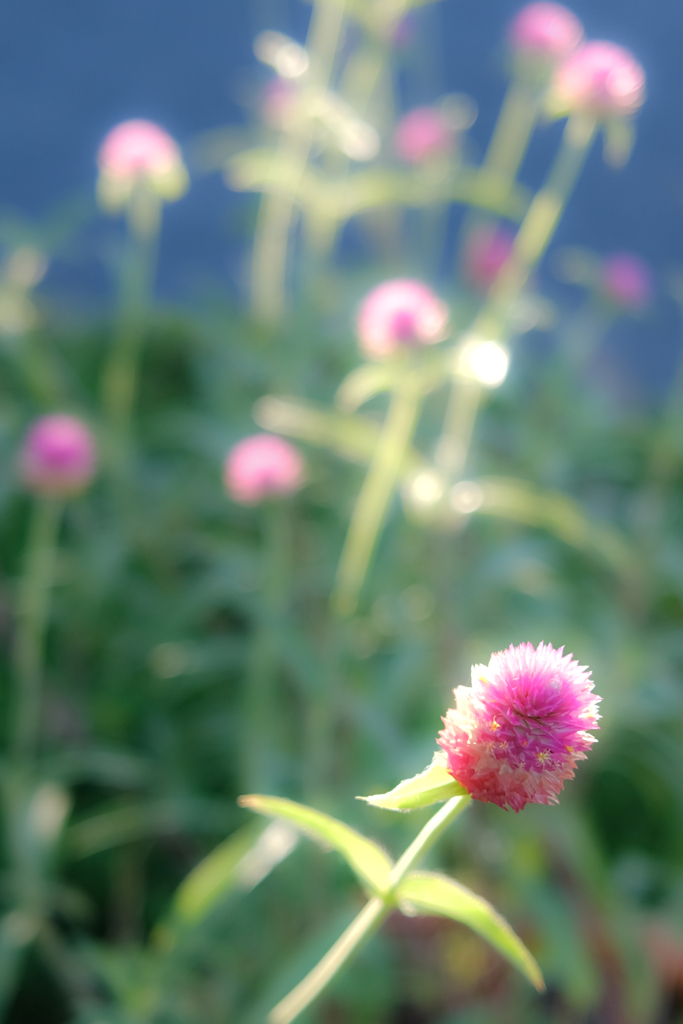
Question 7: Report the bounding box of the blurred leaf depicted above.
[238,795,393,893]
[253,394,423,470]
[167,820,298,933]
[602,118,635,169]
[476,476,641,583]
[335,364,403,412]
[396,870,544,992]
[67,798,234,859]
[358,755,466,811]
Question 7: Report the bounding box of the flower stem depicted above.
[251,0,346,321]
[241,501,291,793]
[101,186,161,468]
[332,379,421,617]
[438,114,597,487]
[268,795,470,1024]
[11,497,63,764]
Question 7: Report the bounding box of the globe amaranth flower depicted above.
[20,414,97,498]
[551,42,646,119]
[225,434,305,505]
[508,3,583,60]
[394,107,454,164]
[462,224,515,292]
[438,642,600,812]
[97,119,189,213]
[599,252,652,311]
[357,279,449,358]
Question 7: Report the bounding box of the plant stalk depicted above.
[11,497,63,764]
[268,795,470,1024]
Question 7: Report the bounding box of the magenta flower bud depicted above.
[438,642,601,812]
[599,252,652,310]
[552,42,646,118]
[356,280,449,359]
[97,120,189,211]
[261,79,299,130]
[224,434,305,505]
[20,415,97,498]
[508,3,583,60]
[394,107,453,164]
[463,225,515,292]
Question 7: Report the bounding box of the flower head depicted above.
[97,119,189,211]
[600,252,652,311]
[20,414,97,498]
[357,279,449,358]
[438,642,600,812]
[552,42,646,118]
[225,434,305,505]
[394,107,453,164]
[463,225,515,292]
[509,3,583,60]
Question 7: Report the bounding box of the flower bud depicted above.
[20,415,97,498]
[600,252,652,310]
[97,119,189,212]
[508,3,583,60]
[551,41,646,119]
[438,642,600,812]
[225,434,305,505]
[394,107,453,164]
[357,280,449,359]
[463,225,515,292]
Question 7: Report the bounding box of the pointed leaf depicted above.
[170,820,298,929]
[238,795,393,893]
[397,870,544,992]
[358,757,467,811]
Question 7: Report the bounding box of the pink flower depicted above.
[463,225,515,292]
[357,280,449,358]
[98,120,181,179]
[438,642,600,812]
[20,415,97,498]
[552,42,646,118]
[394,107,453,164]
[508,3,583,60]
[600,252,652,310]
[97,120,189,210]
[261,79,299,130]
[225,434,305,505]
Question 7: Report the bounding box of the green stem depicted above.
[437,114,597,487]
[251,0,347,321]
[11,497,63,764]
[332,381,421,617]
[101,186,161,464]
[242,501,291,792]
[482,79,540,184]
[268,795,470,1024]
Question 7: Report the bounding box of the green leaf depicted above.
[238,795,393,893]
[396,870,544,992]
[358,756,467,811]
[170,819,297,928]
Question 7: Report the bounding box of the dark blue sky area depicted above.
[1,0,682,390]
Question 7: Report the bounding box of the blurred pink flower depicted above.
[261,79,298,130]
[508,2,583,59]
[20,414,97,498]
[553,41,646,118]
[438,642,600,812]
[463,225,515,292]
[225,434,305,505]
[97,120,189,210]
[357,279,449,358]
[600,252,652,310]
[98,120,181,178]
[394,107,453,164]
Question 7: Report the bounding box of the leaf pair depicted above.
[239,780,543,992]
